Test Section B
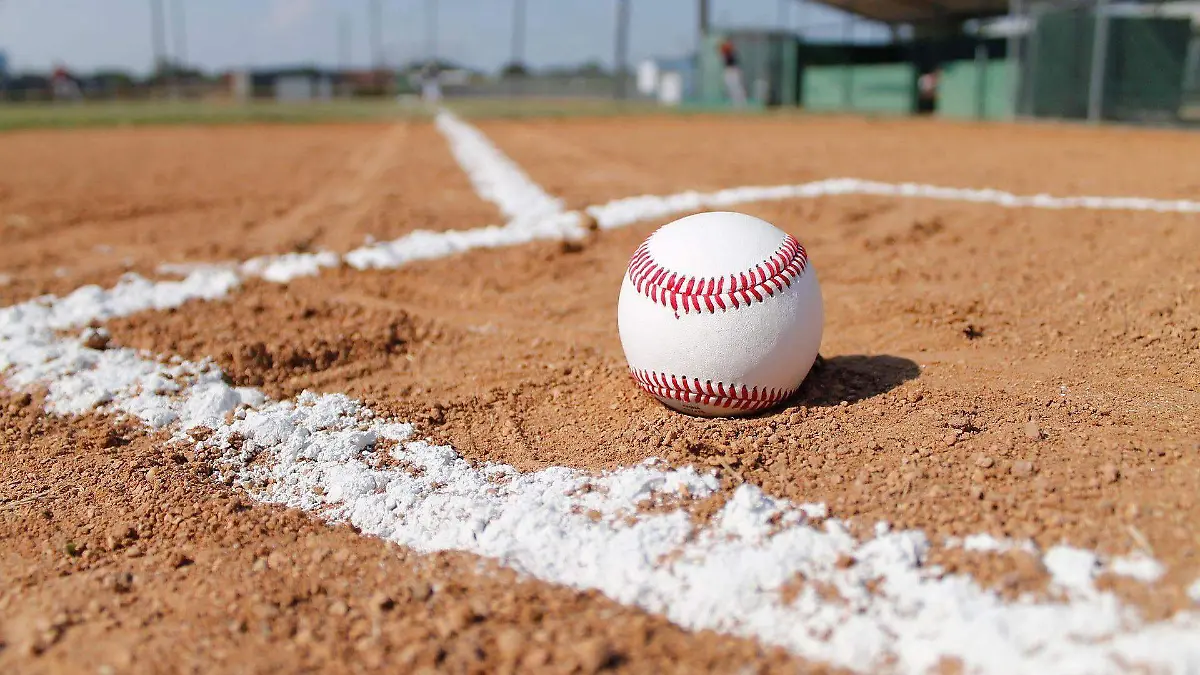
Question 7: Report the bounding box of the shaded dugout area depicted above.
[691,0,1200,125]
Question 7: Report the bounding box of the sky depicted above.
[0,0,887,75]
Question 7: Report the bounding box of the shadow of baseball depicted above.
[789,354,920,408]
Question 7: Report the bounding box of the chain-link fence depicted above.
[1008,0,1200,125]
[682,0,1200,127]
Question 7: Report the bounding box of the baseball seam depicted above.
[626,234,808,315]
[629,368,796,412]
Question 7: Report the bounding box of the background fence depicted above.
[0,0,1198,127]
[1010,1,1198,124]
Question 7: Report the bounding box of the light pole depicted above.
[150,0,167,73]
[511,0,526,71]
[171,0,187,67]
[614,0,630,99]
[369,0,383,70]
[1086,0,1111,122]
[426,0,439,64]
[338,13,351,71]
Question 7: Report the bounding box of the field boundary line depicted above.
[435,109,564,222]
[248,177,1200,281]
[159,176,1200,283]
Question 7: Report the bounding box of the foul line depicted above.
[218,177,1200,283]
[435,109,565,222]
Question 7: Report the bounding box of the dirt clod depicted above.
[1102,464,1120,483]
[1023,421,1042,440]
[1011,461,1035,479]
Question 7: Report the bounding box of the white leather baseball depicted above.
[617,211,823,417]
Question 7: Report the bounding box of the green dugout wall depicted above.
[694,16,1192,124]
[801,64,916,114]
[938,60,1015,120]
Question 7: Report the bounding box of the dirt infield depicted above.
[3,113,1199,673]
[478,116,1200,209]
[0,122,498,306]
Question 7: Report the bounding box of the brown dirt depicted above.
[0,392,817,674]
[107,195,1200,614]
[479,115,1200,210]
[0,122,499,306]
[4,115,1200,671]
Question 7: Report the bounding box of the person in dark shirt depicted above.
[719,39,747,107]
[916,68,941,115]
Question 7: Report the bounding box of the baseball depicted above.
[617,211,823,417]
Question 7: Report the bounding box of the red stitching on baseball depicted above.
[626,234,808,315]
[629,368,795,412]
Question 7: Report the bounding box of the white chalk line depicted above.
[165,110,1200,284]
[213,176,1200,284]
[434,109,565,223]
[4,114,1200,673]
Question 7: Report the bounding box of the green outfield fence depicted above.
[1017,4,1195,124]
[691,1,1200,128]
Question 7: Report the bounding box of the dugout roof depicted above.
[815,0,1011,24]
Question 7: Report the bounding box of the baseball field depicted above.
[1,104,1198,673]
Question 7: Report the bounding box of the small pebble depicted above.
[111,571,134,593]
[1023,421,1042,440]
[408,581,433,602]
[1102,463,1120,483]
[1011,460,1035,478]
[573,638,612,674]
[82,328,111,351]
[495,628,524,661]
[974,455,995,469]
[370,592,394,612]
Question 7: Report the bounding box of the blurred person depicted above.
[420,61,442,104]
[51,62,82,102]
[916,68,940,115]
[719,38,747,107]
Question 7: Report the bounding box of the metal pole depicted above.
[1022,4,1042,117]
[971,0,986,119]
[1086,0,1111,122]
[511,0,527,68]
[150,0,167,73]
[369,0,383,69]
[699,0,710,47]
[171,0,187,66]
[426,0,439,63]
[338,14,351,70]
[843,4,855,110]
[614,0,631,99]
[1007,0,1022,118]
[975,43,988,119]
